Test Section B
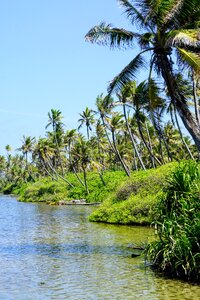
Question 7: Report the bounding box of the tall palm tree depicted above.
[46,109,65,175]
[107,112,130,176]
[71,135,91,194]
[116,82,146,170]
[95,94,116,154]
[85,0,200,150]
[16,136,36,181]
[78,107,95,139]
[17,136,35,168]
[64,129,77,165]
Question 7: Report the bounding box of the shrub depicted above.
[89,163,176,224]
[146,161,200,282]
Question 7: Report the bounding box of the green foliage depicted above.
[89,163,176,224]
[17,171,127,204]
[18,179,67,204]
[146,161,200,282]
[2,183,19,195]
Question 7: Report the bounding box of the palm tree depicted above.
[17,136,35,167]
[116,81,146,170]
[106,112,130,176]
[71,135,91,194]
[127,81,162,166]
[46,109,65,175]
[16,136,36,181]
[85,0,200,150]
[78,107,95,139]
[95,94,116,154]
[64,129,77,164]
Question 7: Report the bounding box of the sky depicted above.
[0,0,144,155]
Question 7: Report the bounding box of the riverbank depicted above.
[2,162,177,225]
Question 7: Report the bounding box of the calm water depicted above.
[0,196,199,300]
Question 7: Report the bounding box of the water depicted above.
[0,196,199,300]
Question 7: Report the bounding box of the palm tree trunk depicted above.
[45,153,74,187]
[72,166,85,187]
[145,121,156,168]
[160,54,200,151]
[111,130,130,176]
[136,116,162,166]
[82,165,89,194]
[174,110,194,160]
[41,158,57,180]
[192,71,200,128]
[123,104,146,170]
[101,116,116,154]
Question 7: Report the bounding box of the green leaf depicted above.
[85,22,139,49]
[177,48,200,72]
[108,51,148,95]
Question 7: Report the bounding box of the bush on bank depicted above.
[89,163,177,224]
[146,161,200,283]
[13,171,127,204]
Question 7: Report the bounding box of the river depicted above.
[0,196,199,299]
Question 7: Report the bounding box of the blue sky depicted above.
[0,0,144,155]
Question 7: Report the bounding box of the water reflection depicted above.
[0,196,200,300]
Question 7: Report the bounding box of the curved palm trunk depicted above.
[111,130,130,176]
[192,71,200,128]
[152,120,172,163]
[136,115,162,166]
[41,158,57,180]
[82,164,89,194]
[160,54,200,151]
[72,166,85,187]
[101,116,116,154]
[122,104,146,170]
[45,153,74,188]
[145,121,156,168]
[174,110,194,160]
[55,137,65,177]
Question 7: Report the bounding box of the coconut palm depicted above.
[17,136,35,167]
[95,94,116,154]
[78,107,95,139]
[64,129,78,164]
[85,0,200,150]
[106,112,130,176]
[71,135,91,194]
[116,82,146,170]
[46,109,65,175]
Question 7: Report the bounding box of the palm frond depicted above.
[108,52,146,95]
[118,0,147,29]
[176,0,200,29]
[166,29,200,48]
[177,48,200,72]
[134,0,154,20]
[85,22,139,49]
[147,79,166,111]
[137,32,154,49]
[162,0,184,26]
